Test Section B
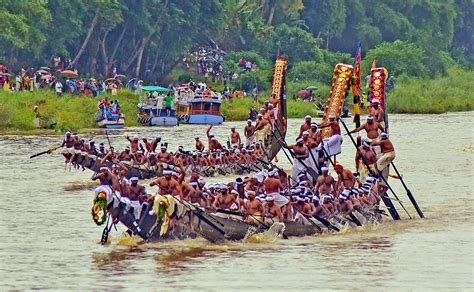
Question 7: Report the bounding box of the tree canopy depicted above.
[0,0,471,80]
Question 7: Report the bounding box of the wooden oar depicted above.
[347,213,362,226]
[30,145,62,159]
[391,162,424,218]
[212,208,289,239]
[313,215,340,232]
[175,197,227,238]
[338,117,406,220]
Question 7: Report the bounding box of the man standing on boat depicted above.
[244,120,256,146]
[355,139,377,182]
[369,99,385,127]
[165,92,173,116]
[264,169,288,208]
[299,115,312,136]
[349,116,384,140]
[229,126,241,148]
[371,132,396,172]
[286,137,310,181]
[255,113,269,144]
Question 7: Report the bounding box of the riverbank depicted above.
[1,67,472,134]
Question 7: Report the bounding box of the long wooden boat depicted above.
[94,188,381,244]
[68,151,270,179]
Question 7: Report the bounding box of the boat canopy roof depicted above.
[142,85,172,92]
[189,98,221,104]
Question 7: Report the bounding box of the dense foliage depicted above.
[1,0,472,82]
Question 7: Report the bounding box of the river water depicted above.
[0,113,473,291]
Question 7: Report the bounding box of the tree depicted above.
[363,40,427,77]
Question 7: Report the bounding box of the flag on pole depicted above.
[351,42,362,97]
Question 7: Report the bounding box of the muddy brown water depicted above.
[0,113,473,290]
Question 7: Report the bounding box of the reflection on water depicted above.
[1,112,473,290]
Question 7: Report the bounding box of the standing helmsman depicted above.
[371,132,396,172]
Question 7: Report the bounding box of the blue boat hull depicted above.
[187,114,224,125]
[149,116,178,126]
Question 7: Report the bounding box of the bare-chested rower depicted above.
[314,166,336,197]
[92,167,121,193]
[334,164,356,190]
[371,132,396,172]
[229,126,241,147]
[149,170,181,197]
[244,120,256,146]
[349,115,384,140]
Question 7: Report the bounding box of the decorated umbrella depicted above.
[297,89,309,97]
[41,74,52,80]
[36,69,49,74]
[306,85,317,91]
[40,66,51,71]
[59,70,78,78]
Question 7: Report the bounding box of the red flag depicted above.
[352,43,361,97]
[276,48,280,60]
[371,59,377,69]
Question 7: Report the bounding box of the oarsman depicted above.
[319,114,341,136]
[349,116,384,140]
[334,164,356,190]
[244,120,256,146]
[141,137,153,153]
[91,166,121,193]
[264,169,288,207]
[311,195,331,219]
[195,136,205,151]
[61,131,75,163]
[314,166,336,197]
[213,186,236,210]
[299,115,312,136]
[337,189,354,217]
[125,135,140,153]
[243,190,264,223]
[149,169,181,197]
[100,146,116,164]
[187,181,206,206]
[150,135,162,153]
[286,137,310,181]
[293,196,313,225]
[255,113,269,144]
[229,126,241,147]
[157,144,173,163]
[132,150,147,165]
[369,99,385,126]
[117,146,132,162]
[269,92,280,109]
[86,139,97,155]
[371,132,396,172]
[355,139,377,182]
[111,162,128,180]
[206,125,216,150]
[97,143,107,158]
[122,177,147,202]
[181,179,198,202]
[263,196,284,223]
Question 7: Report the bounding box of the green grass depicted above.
[1,67,472,134]
[387,67,474,113]
[0,89,140,133]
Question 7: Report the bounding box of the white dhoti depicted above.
[246,134,255,146]
[323,135,342,157]
[291,157,310,182]
[308,146,320,174]
[294,212,311,225]
[267,192,289,208]
[120,197,142,220]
